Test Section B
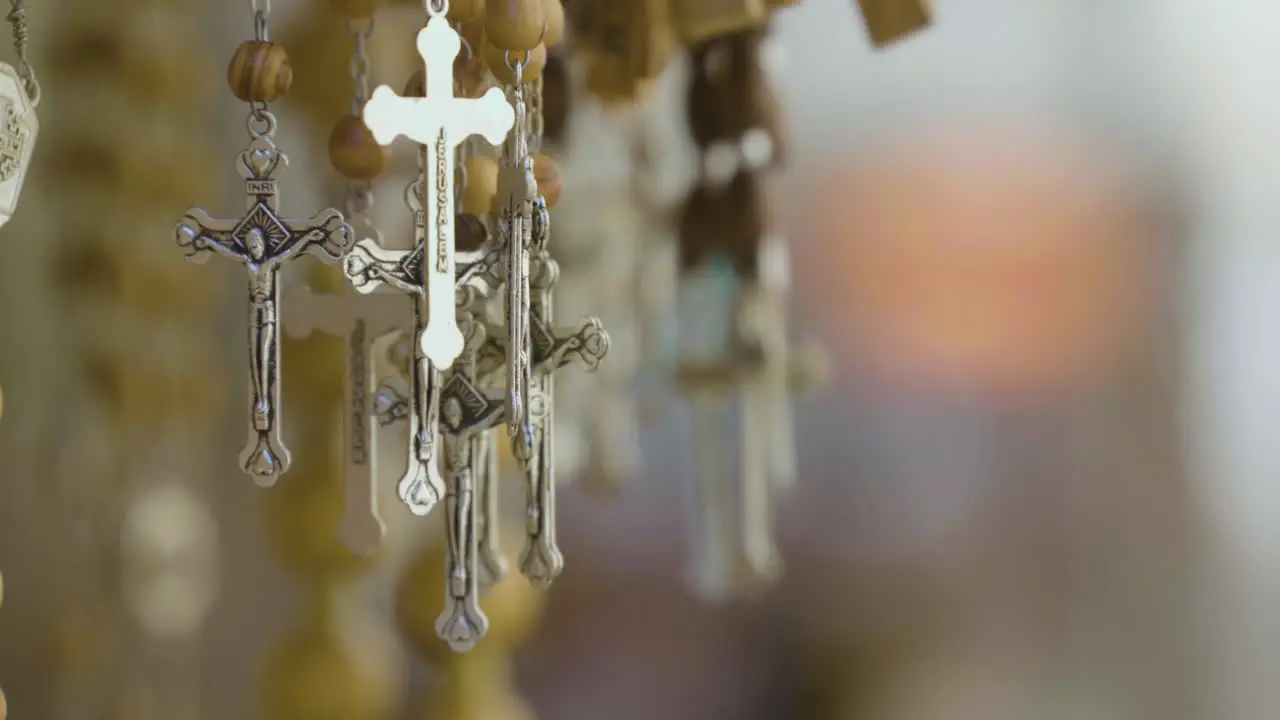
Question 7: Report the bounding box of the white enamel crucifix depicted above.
[282,281,412,554]
[361,14,514,370]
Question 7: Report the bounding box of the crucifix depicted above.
[360,11,514,371]
[281,280,411,554]
[473,199,611,586]
[176,135,353,485]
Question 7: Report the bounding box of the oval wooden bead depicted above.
[404,57,488,98]
[461,155,500,215]
[484,42,547,85]
[227,41,292,103]
[0,686,7,720]
[541,0,566,47]
[328,115,391,181]
[455,212,490,251]
[329,0,384,17]
[532,152,562,208]
[584,50,651,105]
[448,0,487,23]
[486,0,547,51]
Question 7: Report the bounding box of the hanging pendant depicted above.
[0,62,37,229]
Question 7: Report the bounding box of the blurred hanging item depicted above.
[0,0,39,228]
[173,0,355,486]
[561,0,926,600]
[280,5,407,556]
[855,0,932,47]
[672,25,827,600]
[344,0,609,651]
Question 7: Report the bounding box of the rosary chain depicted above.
[7,0,37,105]
[245,0,275,138]
[345,14,376,236]
[526,76,544,152]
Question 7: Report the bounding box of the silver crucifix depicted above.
[344,172,446,516]
[176,135,353,485]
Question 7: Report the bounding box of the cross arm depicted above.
[344,238,420,295]
[447,88,516,148]
[282,208,353,264]
[175,208,249,265]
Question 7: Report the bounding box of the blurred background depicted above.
[2,0,1279,718]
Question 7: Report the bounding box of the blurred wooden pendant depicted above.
[0,0,40,230]
[856,0,933,47]
[670,28,827,601]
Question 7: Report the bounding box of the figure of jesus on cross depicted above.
[361,10,514,371]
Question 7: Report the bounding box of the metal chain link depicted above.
[7,0,38,105]
[244,0,275,137]
[526,75,544,152]
[345,14,377,238]
[348,17,374,117]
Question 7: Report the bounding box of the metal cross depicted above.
[176,136,353,485]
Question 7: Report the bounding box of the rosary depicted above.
[165,0,930,652]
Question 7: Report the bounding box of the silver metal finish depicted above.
[0,0,39,229]
[175,132,353,485]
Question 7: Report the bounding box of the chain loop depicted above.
[424,0,449,17]
[348,17,374,116]
[247,104,277,138]
[345,13,378,237]
[6,0,37,106]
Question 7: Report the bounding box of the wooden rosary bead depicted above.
[571,0,673,79]
[541,0,566,47]
[857,0,933,47]
[541,51,570,143]
[679,171,772,277]
[447,0,487,23]
[484,42,547,84]
[687,31,770,146]
[670,0,768,45]
[329,0,385,17]
[461,154,500,215]
[532,152,562,208]
[328,114,392,181]
[455,212,490,251]
[486,0,547,51]
[584,50,651,105]
[227,40,293,103]
[404,55,489,98]
[0,686,7,720]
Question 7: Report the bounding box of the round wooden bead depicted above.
[484,42,547,85]
[227,41,293,103]
[329,0,384,17]
[541,0,566,47]
[455,213,490,251]
[486,0,547,51]
[585,51,651,106]
[447,0,486,23]
[532,152,561,208]
[404,57,488,98]
[328,115,391,181]
[461,155,500,215]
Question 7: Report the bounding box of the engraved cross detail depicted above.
[175,137,353,485]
